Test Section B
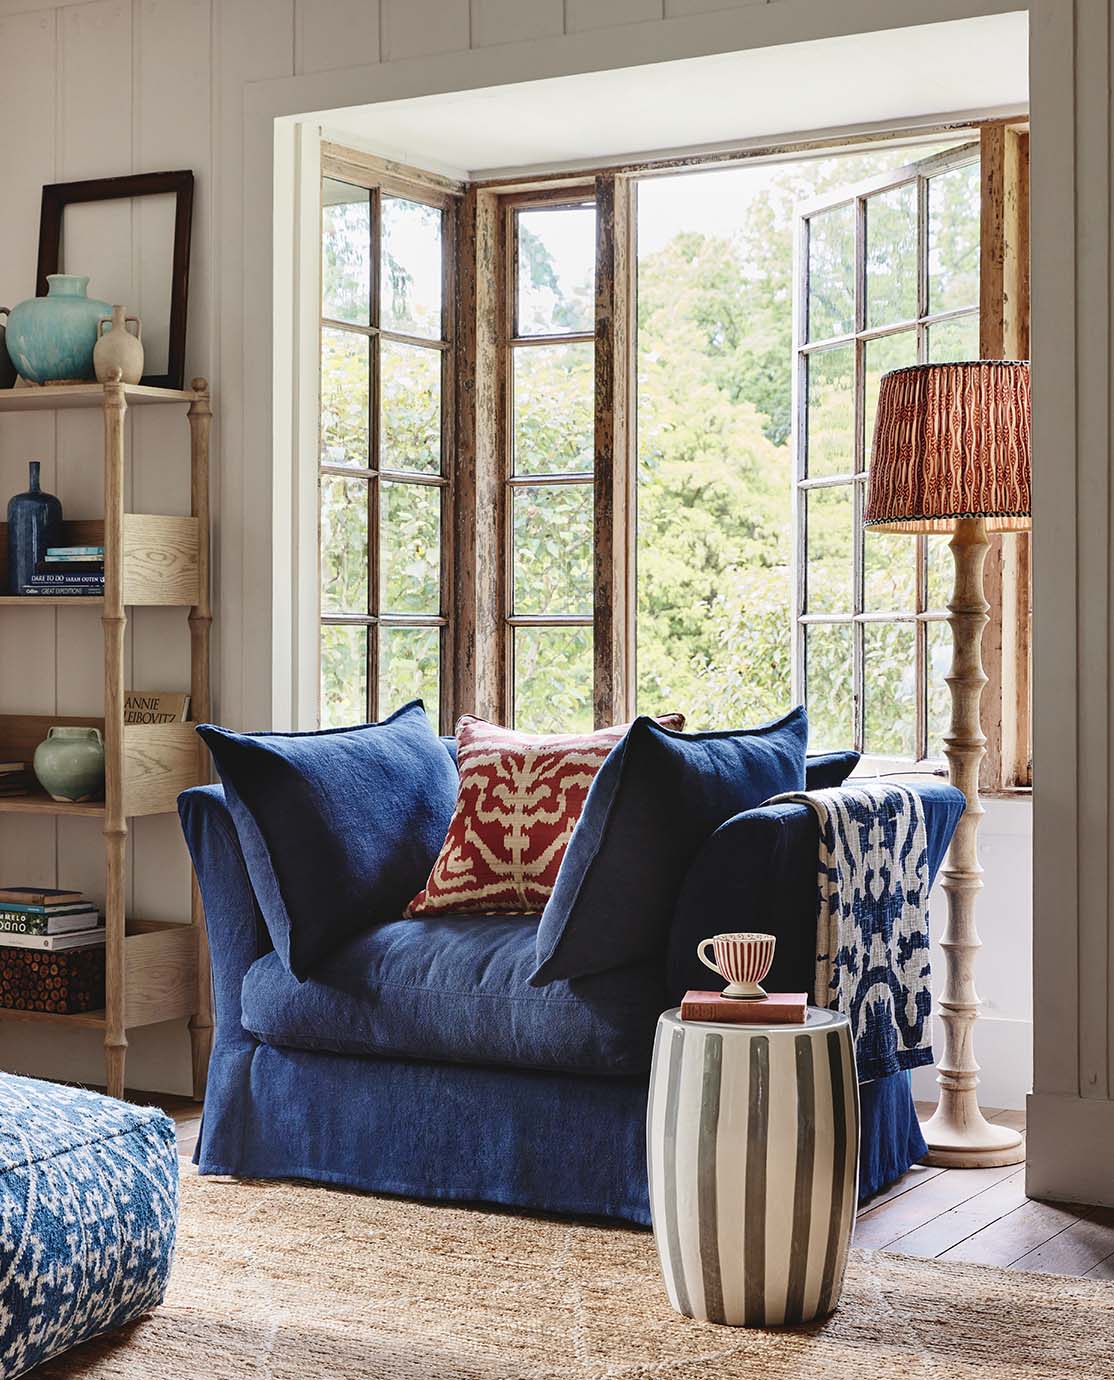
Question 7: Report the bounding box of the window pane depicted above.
[380,340,441,474]
[513,626,593,733]
[805,484,853,614]
[927,312,980,363]
[864,330,918,458]
[380,626,440,723]
[513,342,594,475]
[517,206,595,336]
[864,622,916,757]
[804,623,853,751]
[864,530,917,612]
[806,345,854,477]
[928,161,980,314]
[322,179,370,326]
[927,619,952,760]
[866,183,917,328]
[927,535,952,610]
[380,481,440,615]
[807,205,855,341]
[381,196,442,339]
[320,474,368,615]
[513,484,593,616]
[321,624,367,728]
[321,328,370,468]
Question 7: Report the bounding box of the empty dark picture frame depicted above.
[36,170,194,390]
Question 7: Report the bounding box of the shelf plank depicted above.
[0,792,103,816]
[0,383,197,412]
[0,1006,106,1028]
[0,596,104,606]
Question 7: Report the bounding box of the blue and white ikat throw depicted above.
[0,1073,178,1379]
[768,781,933,1081]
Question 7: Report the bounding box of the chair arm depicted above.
[665,778,965,1008]
[178,785,272,1049]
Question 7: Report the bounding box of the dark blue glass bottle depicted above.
[7,462,62,595]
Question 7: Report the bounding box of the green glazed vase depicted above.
[6,275,114,384]
[33,726,106,802]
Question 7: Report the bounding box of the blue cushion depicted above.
[530,706,809,986]
[197,701,458,980]
[240,914,662,1076]
[805,749,861,788]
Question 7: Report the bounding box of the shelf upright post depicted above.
[187,378,213,1099]
[102,370,128,1099]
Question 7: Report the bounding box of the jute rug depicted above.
[36,1169,1114,1379]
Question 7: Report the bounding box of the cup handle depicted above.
[696,938,721,978]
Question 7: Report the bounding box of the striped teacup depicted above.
[696,931,775,1000]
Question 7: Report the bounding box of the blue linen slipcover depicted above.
[180,755,963,1222]
[0,1074,178,1378]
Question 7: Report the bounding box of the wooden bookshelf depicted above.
[0,376,212,1101]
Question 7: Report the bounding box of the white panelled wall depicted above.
[0,0,1036,1118]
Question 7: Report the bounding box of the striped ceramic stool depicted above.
[647,1006,859,1327]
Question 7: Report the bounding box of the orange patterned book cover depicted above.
[680,991,808,1024]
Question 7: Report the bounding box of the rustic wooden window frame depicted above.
[790,130,1030,789]
[318,145,460,732]
[499,185,598,728]
[792,142,982,772]
[374,118,1030,788]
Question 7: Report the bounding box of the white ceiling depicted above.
[320,13,1028,181]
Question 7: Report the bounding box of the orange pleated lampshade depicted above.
[865,361,1031,533]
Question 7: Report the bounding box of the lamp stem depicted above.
[919,517,1024,1167]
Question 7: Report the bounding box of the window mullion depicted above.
[368,184,382,723]
[852,193,867,754]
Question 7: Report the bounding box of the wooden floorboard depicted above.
[858,1105,1114,1277]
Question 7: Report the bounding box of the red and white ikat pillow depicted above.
[404,713,686,917]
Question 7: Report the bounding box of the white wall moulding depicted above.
[1026,1095,1114,1208]
[1028,0,1114,1203]
[470,0,564,49]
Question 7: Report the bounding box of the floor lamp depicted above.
[866,361,1030,1169]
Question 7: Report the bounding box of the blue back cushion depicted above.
[530,707,808,985]
[804,749,860,789]
[197,701,458,980]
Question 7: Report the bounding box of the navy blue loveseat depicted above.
[179,744,962,1225]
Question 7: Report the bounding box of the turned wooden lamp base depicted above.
[919,1105,1025,1169]
[918,517,1026,1171]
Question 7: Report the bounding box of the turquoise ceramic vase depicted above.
[33,726,105,802]
[5,275,114,384]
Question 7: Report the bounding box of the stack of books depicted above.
[25,545,105,597]
[0,761,32,799]
[0,887,105,951]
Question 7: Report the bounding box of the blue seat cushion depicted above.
[531,706,809,986]
[240,914,663,1076]
[198,701,458,980]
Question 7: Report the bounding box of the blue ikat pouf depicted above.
[0,1073,178,1378]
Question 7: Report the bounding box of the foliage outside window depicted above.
[504,196,597,733]
[794,145,981,759]
[319,168,454,729]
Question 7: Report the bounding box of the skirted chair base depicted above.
[197,1040,925,1225]
[0,1074,178,1378]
